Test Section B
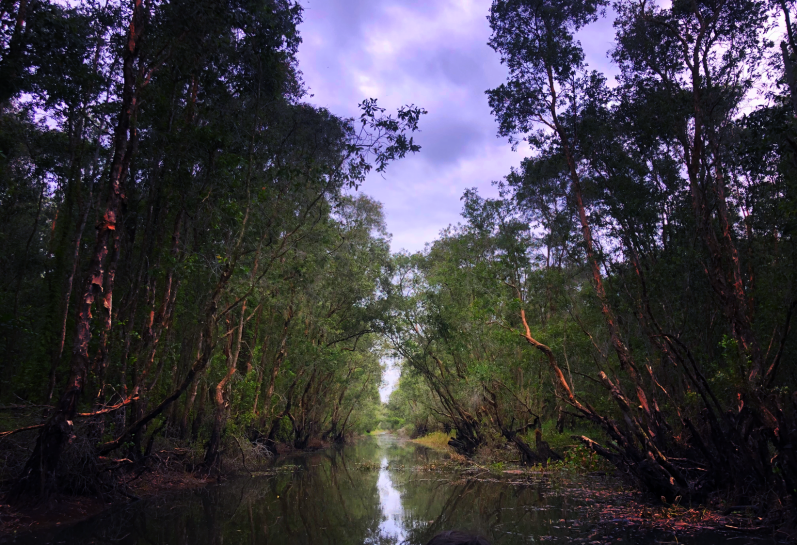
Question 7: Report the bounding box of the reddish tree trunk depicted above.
[204,301,247,469]
[9,0,147,500]
[48,190,91,403]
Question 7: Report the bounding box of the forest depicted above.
[1,0,797,526]
[0,0,424,501]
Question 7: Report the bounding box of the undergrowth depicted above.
[410,431,454,451]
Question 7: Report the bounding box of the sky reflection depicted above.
[377,456,407,544]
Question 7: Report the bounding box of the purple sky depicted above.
[296,0,618,253]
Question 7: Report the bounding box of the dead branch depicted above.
[0,424,45,439]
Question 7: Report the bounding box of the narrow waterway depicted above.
[15,435,768,544]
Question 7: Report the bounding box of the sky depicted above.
[294,0,618,402]
[295,0,618,255]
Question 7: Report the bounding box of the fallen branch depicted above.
[0,424,45,439]
[573,435,621,465]
[97,457,135,471]
[77,396,139,417]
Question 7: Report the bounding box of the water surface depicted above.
[16,435,770,544]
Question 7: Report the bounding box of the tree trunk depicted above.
[417,354,482,454]
[265,370,304,449]
[780,1,797,115]
[47,185,92,403]
[96,190,251,457]
[0,0,29,103]
[259,306,293,416]
[334,370,373,443]
[204,301,246,470]
[124,211,183,411]
[9,0,147,501]
[325,367,354,440]
[181,373,201,439]
[191,380,207,442]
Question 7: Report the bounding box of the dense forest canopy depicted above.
[2,0,797,516]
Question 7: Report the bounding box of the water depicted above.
[12,435,773,544]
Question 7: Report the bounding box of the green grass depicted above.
[512,421,613,473]
[411,431,454,451]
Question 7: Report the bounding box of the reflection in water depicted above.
[13,435,771,545]
[375,457,405,544]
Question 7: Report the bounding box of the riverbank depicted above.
[0,435,316,539]
[459,467,793,540]
[0,466,210,540]
[410,430,455,451]
[406,431,794,541]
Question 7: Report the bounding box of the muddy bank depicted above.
[455,466,795,542]
[0,468,209,540]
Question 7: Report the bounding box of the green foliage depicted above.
[0,0,423,484]
[380,416,405,431]
[548,444,607,473]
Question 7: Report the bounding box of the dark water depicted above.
[12,435,774,544]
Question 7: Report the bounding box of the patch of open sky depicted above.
[297,0,621,254]
[380,356,401,403]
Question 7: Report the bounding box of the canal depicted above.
[15,434,768,544]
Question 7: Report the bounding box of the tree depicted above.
[1,0,424,500]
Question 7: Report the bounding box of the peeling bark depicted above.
[204,301,247,469]
[9,0,147,500]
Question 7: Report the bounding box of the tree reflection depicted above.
[29,437,740,545]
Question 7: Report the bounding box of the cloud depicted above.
[297,0,617,253]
